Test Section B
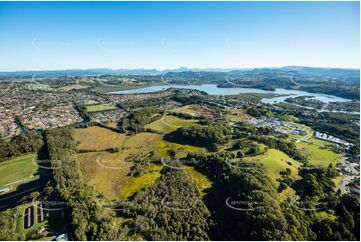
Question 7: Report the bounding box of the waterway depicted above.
[109,84,351,104]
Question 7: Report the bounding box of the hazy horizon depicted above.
[0,65,360,73]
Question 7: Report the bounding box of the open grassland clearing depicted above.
[309,137,335,147]
[145,114,198,133]
[84,104,116,112]
[122,132,163,152]
[170,104,218,118]
[245,148,301,201]
[73,126,126,150]
[106,122,119,128]
[0,153,38,187]
[73,126,164,199]
[155,140,207,159]
[162,114,198,127]
[296,142,341,167]
[74,127,163,154]
[74,151,132,199]
[245,148,301,183]
[225,108,249,122]
[145,118,175,133]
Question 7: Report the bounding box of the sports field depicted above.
[84,104,116,112]
[0,153,38,187]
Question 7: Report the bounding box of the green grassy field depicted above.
[145,114,198,133]
[162,115,198,127]
[296,142,341,167]
[82,100,98,106]
[246,149,301,183]
[145,118,175,133]
[155,140,206,159]
[309,137,334,147]
[84,104,116,112]
[245,148,301,201]
[0,153,38,187]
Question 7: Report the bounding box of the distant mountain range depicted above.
[0,66,358,79]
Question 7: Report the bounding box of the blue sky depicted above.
[0,1,359,71]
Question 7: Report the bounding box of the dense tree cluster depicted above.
[277,168,292,192]
[301,112,359,142]
[301,85,359,100]
[0,130,44,162]
[234,122,277,137]
[165,122,230,151]
[246,105,270,117]
[129,151,156,177]
[186,152,307,240]
[75,104,91,122]
[229,139,263,158]
[185,152,359,240]
[166,111,198,120]
[123,168,212,240]
[292,167,360,240]
[0,210,17,240]
[118,107,160,132]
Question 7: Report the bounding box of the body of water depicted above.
[109,84,351,104]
